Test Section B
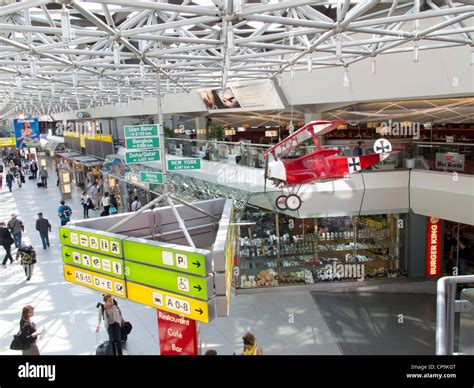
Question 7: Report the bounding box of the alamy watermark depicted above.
[18,362,55,382]
[380,120,420,140]
[320,263,365,281]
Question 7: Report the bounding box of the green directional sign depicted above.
[168,159,201,171]
[60,226,123,258]
[139,171,163,184]
[125,137,160,150]
[124,124,158,138]
[125,150,161,164]
[124,261,213,300]
[62,246,125,279]
[123,239,210,277]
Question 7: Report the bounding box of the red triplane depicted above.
[263,120,397,211]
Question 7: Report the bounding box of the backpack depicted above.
[61,206,72,218]
[17,246,37,265]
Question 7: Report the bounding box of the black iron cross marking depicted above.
[349,158,361,170]
[376,140,390,153]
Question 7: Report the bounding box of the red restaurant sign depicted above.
[426,217,443,277]
[157,310,199,355]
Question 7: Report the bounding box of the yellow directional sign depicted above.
[126,281,215,324]
[63,264,127,299]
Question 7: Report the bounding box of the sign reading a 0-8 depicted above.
[60,226,122,258]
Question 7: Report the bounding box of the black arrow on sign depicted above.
[193,285,202,292]
[62,234,68,239]
[67,271,72,276]
[154,297,162,304]
[65,253,70,258]
[192,261,201,268]
[195,308,203,315]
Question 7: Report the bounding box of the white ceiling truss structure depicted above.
[0,0,473,119]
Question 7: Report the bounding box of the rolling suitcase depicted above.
[95,334,113,355]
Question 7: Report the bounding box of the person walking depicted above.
[18,305,41,355]
[14,166,23,188]
[58,200,72,226]
[8,213,24,248]
[30,160,38,180]
[80,191,92,219]
[131,196,142,212]
[100,192,111,216]
[35,213,51,250]
[89,182,100,210]
[0,221,15,267]
[17,245,36,281]
[241,332,263,355]
[39,167,48,188]
[6,170,14,192]
[96,294,124,356]
[110,193,118,215]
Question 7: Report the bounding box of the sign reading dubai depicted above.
[167,159,201,171]
[125,150,161,164]
[124,124,159,138]
[426,217,443,277]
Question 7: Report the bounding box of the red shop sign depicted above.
[426,217,443,277]
[157,310,199,355]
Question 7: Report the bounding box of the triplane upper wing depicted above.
[264,120,346,161]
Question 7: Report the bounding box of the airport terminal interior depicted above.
[0,0,473,360]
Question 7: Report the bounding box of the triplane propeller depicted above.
[263,120,398,212]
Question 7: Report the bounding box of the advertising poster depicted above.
[14,118,40,148]
[198,79,284,112]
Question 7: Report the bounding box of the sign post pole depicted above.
[156,70,168,195]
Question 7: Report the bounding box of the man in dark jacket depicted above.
[6,171,14,192]
[30,161,38,180]
[35,213,52,249]
[0,221,15,267]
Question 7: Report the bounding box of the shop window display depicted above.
[237,210,407,289]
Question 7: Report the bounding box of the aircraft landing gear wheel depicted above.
[275,195,287,211]
[286,194,302,211]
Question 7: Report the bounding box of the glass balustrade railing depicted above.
[164,138,412,171]
[413,142,474,175]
